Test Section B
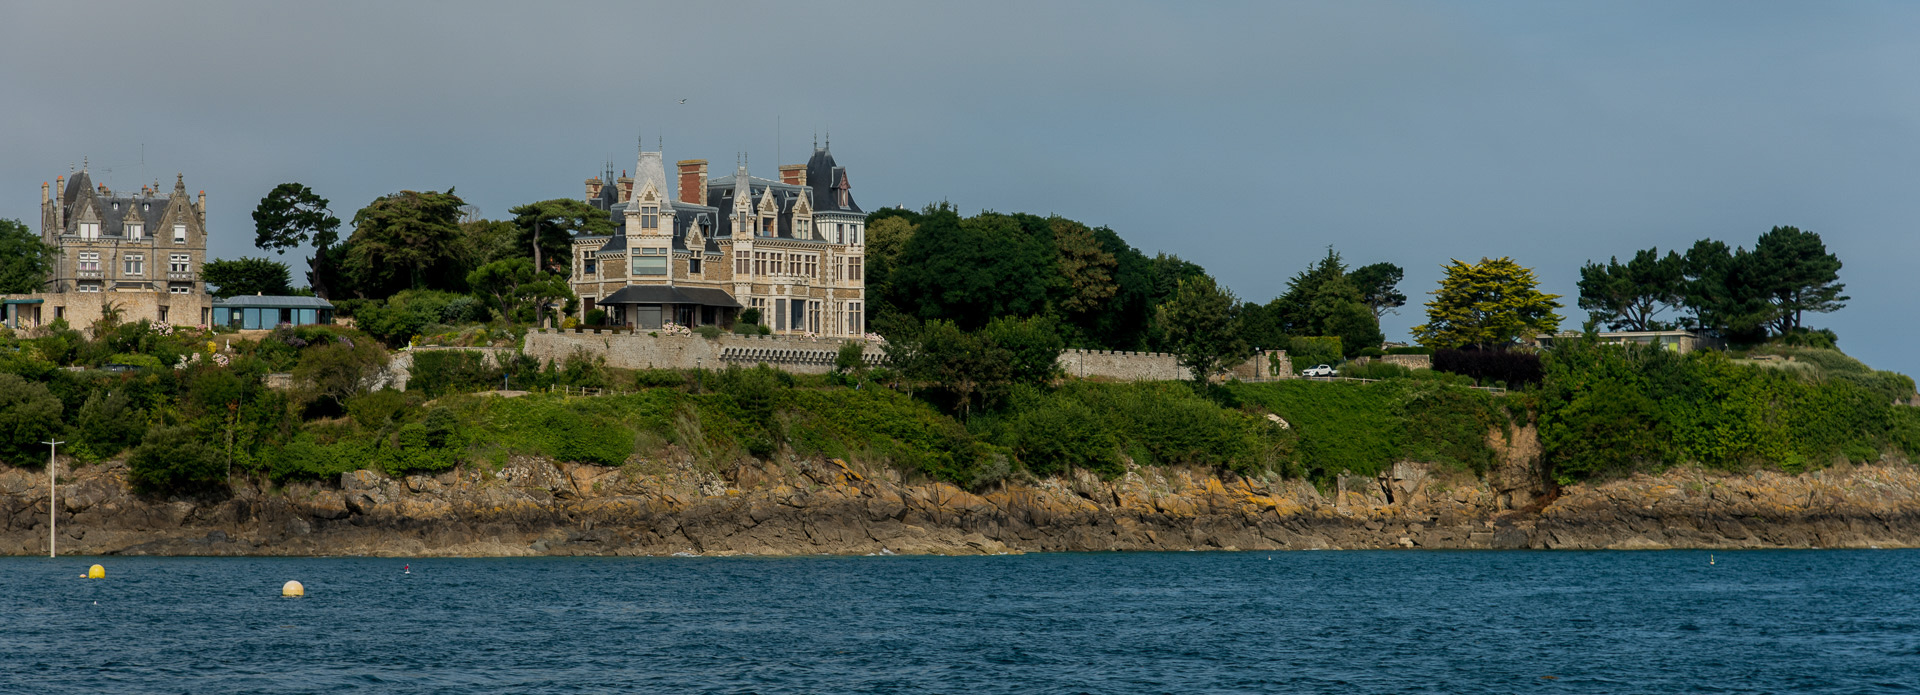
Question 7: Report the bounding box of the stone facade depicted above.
[3,167,214,330]
[570,140,867,338]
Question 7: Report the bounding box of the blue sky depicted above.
[4,2,1915,372]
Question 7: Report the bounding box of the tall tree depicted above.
[200,257,294,298]
[466,258,573,326]
[1751,225,1847,334]
[888,208,1053,330]
[1413,257,1564,350]
[344,189,467,297]
[1157,275,1250,384]
[0,218,56,293]
[1576,248,1685,331]
[252,183,341,255]
[509,199,614,274]
[1266,249,1383,357]
[1348,262,1406,319]
[1050,217,1118,315]
[1681,239,1774,342]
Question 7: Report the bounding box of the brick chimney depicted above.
[779,164,806,186]
[677,160,707,205]
[616,172,633,203]
[585,177,603,201]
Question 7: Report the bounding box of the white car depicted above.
[1301,364,1337,377]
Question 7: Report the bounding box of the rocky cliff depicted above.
[6,429,1920,556]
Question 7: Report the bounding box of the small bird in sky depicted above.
[678,98,687,104]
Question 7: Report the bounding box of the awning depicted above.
[2,299,44,304]
[598,284,742,309]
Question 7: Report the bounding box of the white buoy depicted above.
[282,580,305,597]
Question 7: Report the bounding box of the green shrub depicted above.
[128,425,225,493]
[539,408,633,466]
[1339,360,1411,380]
[387,407,464,474]
[732,323,762,335]
[584,309,607,326]
[269,432,366,481]
[694,325,722,339]
[72,389,144,460]
[632,369,689,389]
[1289,336,1343,373]
[1009,399,1119,477]
[740,308,763,325]
[409,350,497,396]
[346,389,412,430]
[0,373,64,467]
[1358,347,1387,358]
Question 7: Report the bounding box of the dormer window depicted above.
[79,222,100,240]
[761,217,773,235]
[797,219,810,237]
[173,224,186,243]
[641,206,658,229]
[126,223,143,240]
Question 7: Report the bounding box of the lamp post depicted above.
[42,439,63,558]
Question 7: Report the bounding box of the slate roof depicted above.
[213,295,335,309]
[57,170,185,237]
[805,146,861,215]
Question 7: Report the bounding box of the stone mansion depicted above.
[570,142,867,337]
[2,167,213,331]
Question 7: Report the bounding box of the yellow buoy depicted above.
[87,564,104,579]
[282,580,305,597]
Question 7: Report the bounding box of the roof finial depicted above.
[824,129,830,150]
[813,132,818,149]
[657,136,663,153]
[82,156,88,172]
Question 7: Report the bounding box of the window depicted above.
[582,250,597,275]
[78,252,100,272]
[78,283,100,293]
[158,307,168,322]
[641,205,658,229]
[688,258,702,275]
[846,301,863,335]
[124,255,144,276]
[126,223,143,240]
[834,223,844,244]
[802,254,818,279]
[848,256,863,281]
[761,217,774,235]
[173,224,186,243]
[631,247,667,276]
[852,224,863,245]
[79,222,100,240]
[797,219,810,237]
[169,284,191,294]
[736,250,751,276]
[170,254,190,273]
[808,300,820,333]
[752,252,766,275]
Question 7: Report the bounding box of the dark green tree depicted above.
[201,257,294,298]
[0,373,63,468]
[1348,262,1407,319]
[1577,248,1685,331]
[127,425,226,493]
[1751,225,1847,334]
[1682,240,1775,343]
[344,189,467,297]
[509,199,616,274]
[1156,275,1249,384]
[1267,249,1384,357]
[251,183,341,255]
[0,218,56,294]
[466,258,574,326]
[887,208,1053,330]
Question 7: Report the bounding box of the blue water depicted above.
[2,551,1917,693]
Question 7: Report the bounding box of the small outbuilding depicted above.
[214,295,334,329]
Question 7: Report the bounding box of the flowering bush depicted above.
[659,322,693,337]
[152,321,174,337]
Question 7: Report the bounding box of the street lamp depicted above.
[42,439,63,558]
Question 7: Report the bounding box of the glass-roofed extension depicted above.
[213,295,334,329]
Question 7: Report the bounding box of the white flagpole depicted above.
[43,439,63,558]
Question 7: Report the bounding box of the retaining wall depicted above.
[523,329,882,375]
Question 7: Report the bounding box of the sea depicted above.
[1,550,1916,693]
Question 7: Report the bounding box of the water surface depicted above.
[3,551,1916,693]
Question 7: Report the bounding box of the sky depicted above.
[4,1,1916,373]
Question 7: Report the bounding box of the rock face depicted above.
[4,440,1920,556]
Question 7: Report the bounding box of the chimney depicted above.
[617,173,633,203]
[98,184,110,196]
[677,160,707,205]
[42,181,49,203]
[585,177,603,201]
[779,164,806,186]
[198,190,206,224]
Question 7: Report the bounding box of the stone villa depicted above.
[2,166,213,331]
[569,140,867,336]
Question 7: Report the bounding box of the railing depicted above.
[1240,374,1507,394]
[550,384,631,398]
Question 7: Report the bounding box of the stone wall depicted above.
[0,291,213,333]
[1381,354,1432,370]
[523,329,882,375]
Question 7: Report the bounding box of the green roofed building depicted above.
[213,295,334,329]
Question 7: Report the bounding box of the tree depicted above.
[252,183,341,255]
[1156,275,1249,384]
[509,199,615,274]
[344,189,467,297]
[127,425,226,493]
[293,335,390,408]
[888,208,1053,330]
[1050,218,1118,315]
[1266,249,1383,357]
[980,315,1065,386]
[201,257,294,298]
[453,219,520,277]
[0,218,56,293]
[1751,225,1847,334]
[1576,248,1685,331]
[0,373,63,467]
[466,258,574,326]
[1348,262,1406,319]
[1681,240,1775,343]
[1413,257,1564,350]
